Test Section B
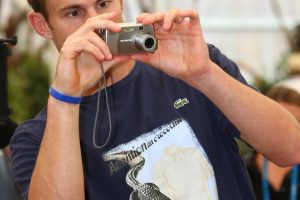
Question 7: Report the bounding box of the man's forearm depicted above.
[29,97,84,199]
[186,62,300,166]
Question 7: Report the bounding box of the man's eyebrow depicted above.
[59,4,83,13]
[96,0,106,3]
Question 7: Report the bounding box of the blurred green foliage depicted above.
[7,53,50,123]
[254,53,290,94]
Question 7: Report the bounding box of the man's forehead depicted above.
[47,0,100,11]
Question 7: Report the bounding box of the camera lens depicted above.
[145,38,155,49]
[135,33,157,53]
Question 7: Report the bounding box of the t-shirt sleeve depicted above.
[10,120,44,199]
[208,44,248,85]
[208,44,259,139]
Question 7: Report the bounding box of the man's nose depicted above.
[86,8,99,18]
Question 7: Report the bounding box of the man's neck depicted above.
[83,60,136,96]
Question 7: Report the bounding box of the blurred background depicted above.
[0,0,300,199]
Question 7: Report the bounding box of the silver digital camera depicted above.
[99,22,158,55]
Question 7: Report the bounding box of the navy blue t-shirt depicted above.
[10,45,257,200]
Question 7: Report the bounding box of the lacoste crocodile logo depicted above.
[174,98,189,109]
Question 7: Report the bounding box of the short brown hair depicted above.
[28,0,49,20]
[267,87,300,107]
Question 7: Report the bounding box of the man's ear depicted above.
[27,11,53,39]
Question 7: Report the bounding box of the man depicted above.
[10,0,300,199]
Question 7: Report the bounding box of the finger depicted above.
[86,32,112,60]
[163,8,181,31]
[142,12,165,25]
[75,12,120,34]
[76,40,105,61]
[178,9,200,26]
[81,19,121,34]
[136,13,151,23]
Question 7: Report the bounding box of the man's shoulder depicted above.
[207,43,230,65]
[10,107,47,144]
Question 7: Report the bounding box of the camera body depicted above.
[100,22,158,55]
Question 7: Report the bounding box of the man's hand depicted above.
[53,12,129,97]
[131,9,212,82]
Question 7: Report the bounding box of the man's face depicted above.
[45,0,123,50]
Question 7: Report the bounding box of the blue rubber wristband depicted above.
[49,86,81,104]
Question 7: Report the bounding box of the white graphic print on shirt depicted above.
[103,118,219,200]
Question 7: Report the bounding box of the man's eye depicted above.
[98,1,110,8]
[67,10,80,17]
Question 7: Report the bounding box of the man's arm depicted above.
[27,12,126,199]
[131,8,300,167]
[187,61,300,167]
[28,98,84,199]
